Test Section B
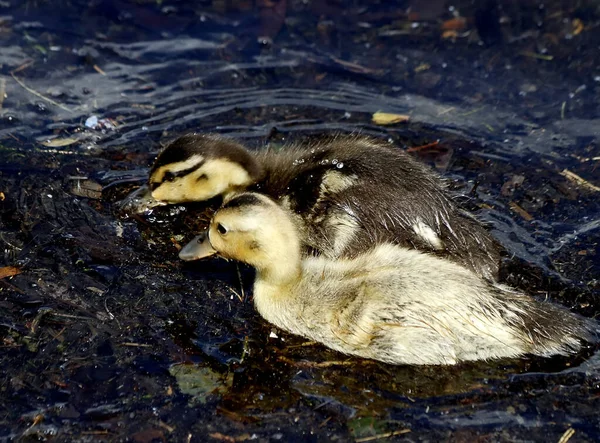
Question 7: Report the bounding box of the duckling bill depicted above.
[179,231,216,260]
[188,192,596,366]
[124,133,502,281]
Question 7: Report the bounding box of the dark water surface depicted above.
[1,0,599,441]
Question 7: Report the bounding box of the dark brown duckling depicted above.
[124,133,501,280]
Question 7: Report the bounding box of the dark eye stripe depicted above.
[159,162,204,184]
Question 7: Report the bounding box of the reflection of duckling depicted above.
[130,133,500,280]
[182,192,596,365]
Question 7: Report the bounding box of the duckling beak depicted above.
[119,185,167,214]
[179,232,217,261]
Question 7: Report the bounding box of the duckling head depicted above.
[149,134,263,204]
[180,192,302,285]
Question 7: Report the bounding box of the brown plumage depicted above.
[125,132,501,280]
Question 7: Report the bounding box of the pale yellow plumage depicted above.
[188,192,596,366]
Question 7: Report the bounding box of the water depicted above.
[0,0,599,441]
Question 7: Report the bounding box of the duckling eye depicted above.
[163,171,176,182]
[217,223,228,235]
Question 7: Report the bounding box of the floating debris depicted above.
[520,51,554,61]
[68,178,103,199]
[40,137,80,147]
[560,169,600,192]
[558,428,575,443]
[509,201,534,221]
[441,17,467,32]
[572,19,584,36]
[85,115,117,131]
[501,175,525,197]
[0,266,21,279]
[84,115,98,128]
[372,112,410,125]
[169,364,233,405]
[354,429,411,443]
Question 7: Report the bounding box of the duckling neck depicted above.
[249,200,303,287]
[252,253,302,327]
[255,253,302,287]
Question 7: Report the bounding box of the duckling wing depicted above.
[298,246,595,365]
[254,135,500,279]
[291,261,458,365]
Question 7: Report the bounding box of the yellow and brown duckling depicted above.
[124,133,501,280]
[182,192,596,365]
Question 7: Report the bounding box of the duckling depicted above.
[129,132,501,280]
[182,192,596,365]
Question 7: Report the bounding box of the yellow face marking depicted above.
[150,158,255,203]
[209,195,302,284]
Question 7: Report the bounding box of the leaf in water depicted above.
[372,112,410,125]
[34,44,48,55]
[169,364,233,404]
[41,137,80,147]
[347,416,388,439]
[0,266,21,279]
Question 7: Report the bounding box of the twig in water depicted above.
[560,169,600,192]
[558,428,575,443]
[407,140,439,153]
[93,64,107,75]
[12,59,34,74]
[229,287,244,303]
[354,429,411,442]
[520,51,554,61]
[236,264,245,301]
[0,77,5,108]
[278,355,355,368]
[104,297,121,328]
[437,106,455,116]
[120,342,153,348]
[10,72,72,113]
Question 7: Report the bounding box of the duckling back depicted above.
[254,243,596,365]
[253,134,501,281]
